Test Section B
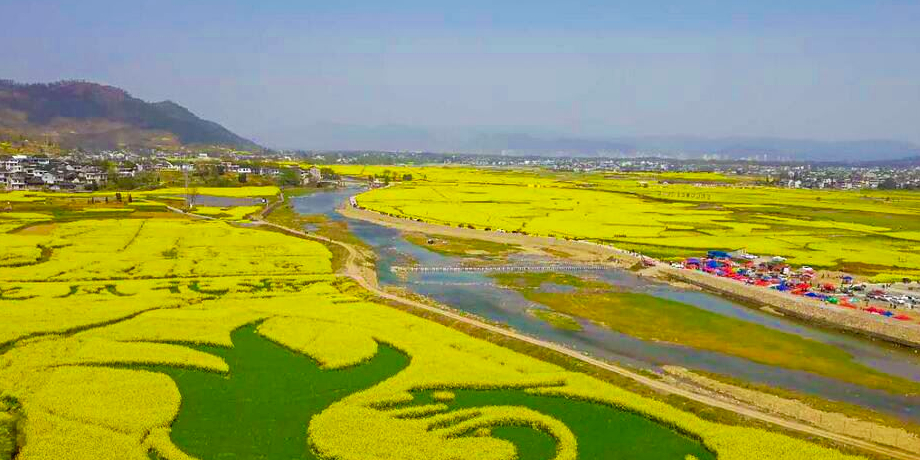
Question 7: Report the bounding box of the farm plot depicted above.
[0,212,865,459]
[347,167,920,280]
[0,218,330,283]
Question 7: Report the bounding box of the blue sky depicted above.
[1,0,918,147]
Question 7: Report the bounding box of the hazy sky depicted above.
[1,0,919,147]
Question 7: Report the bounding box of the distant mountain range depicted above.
[3,79,916,161]
[0,79,257,150]
[282,124,920,162]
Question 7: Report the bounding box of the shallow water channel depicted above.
[291,187,920,422]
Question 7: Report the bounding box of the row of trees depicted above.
[366,171,413,185]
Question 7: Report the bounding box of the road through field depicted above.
[250,216,920,460]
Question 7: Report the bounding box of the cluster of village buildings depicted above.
[551,159,920,190]
[0,155,110,191]
[4,148,920,191]
[772,166,920,190]
[0,152,329,191]
[302,151,920,190]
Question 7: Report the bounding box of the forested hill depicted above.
[0,79,258,150]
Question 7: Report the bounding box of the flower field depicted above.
[339,166,920,281]
[0,205,868,459]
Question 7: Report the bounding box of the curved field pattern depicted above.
[147,324,408,460]
[0,211,867,460]
[148,324,713,460]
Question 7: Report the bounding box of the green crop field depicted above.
[145,324,409,460]
[0,189,868,459]
[339,166,920,282]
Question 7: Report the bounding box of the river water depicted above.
[291,187,920,422]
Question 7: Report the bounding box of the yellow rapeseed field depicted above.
[340,166,920,280]
[0,206,865,459]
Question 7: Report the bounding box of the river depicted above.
[291,187,920,422]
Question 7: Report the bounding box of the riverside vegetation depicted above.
[488,272,920,395]
[0,188,874,459]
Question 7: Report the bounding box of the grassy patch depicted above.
[145,324,409,460]
[264,199,367,254]
[263,199,308,228]
[283,186,325,197]
[403,232,520,257]
[503,274,920,395]
[527,308,583,331]
[313,220,372,251]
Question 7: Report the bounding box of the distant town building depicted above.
[302,166,322,185]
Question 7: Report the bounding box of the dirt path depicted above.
[251,217,919,460]
[163,204,217,220]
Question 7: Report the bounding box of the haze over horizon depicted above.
[2,0,919,150]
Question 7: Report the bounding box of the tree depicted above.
[104,161,119,188]
[878,178,899,190]
[320,167,339,180]
[277,168,301,187]
[194,163,224,186]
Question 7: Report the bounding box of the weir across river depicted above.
[391,263,614,273]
